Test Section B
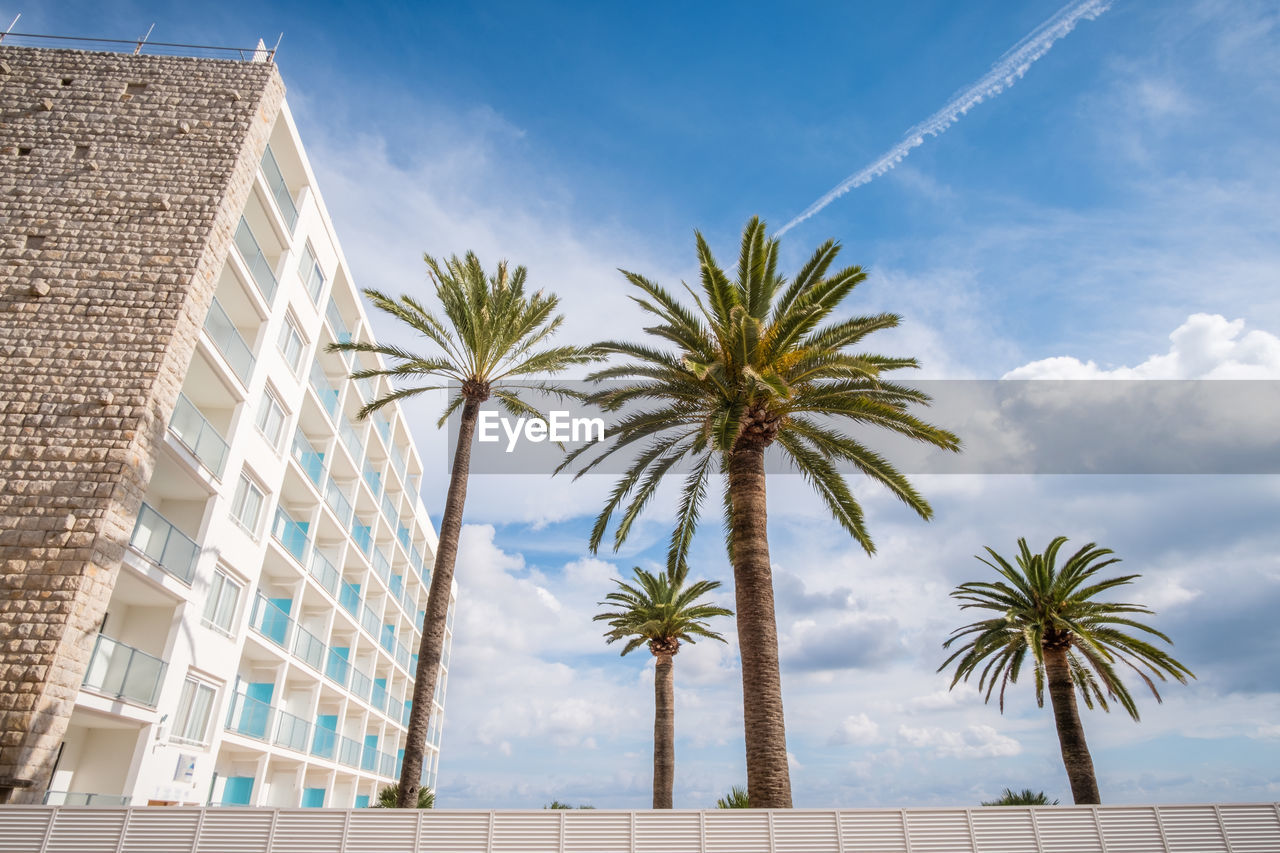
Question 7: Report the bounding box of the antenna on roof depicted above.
[134,22,154,55]
[269,32,283,62]
[0,13,21,43]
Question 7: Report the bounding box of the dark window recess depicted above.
[18,146,32,156]
[25,235,47,250]
[124,82,148,98]
[74,144,90,159]
[60,77,74,86]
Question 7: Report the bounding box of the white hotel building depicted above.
[42,84,453,808]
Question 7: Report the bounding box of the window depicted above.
[277,313,306,374]
[171,677,217,745]
[231,473,265,536]
[297,243,326,305]
[202,569,242,635]
[255,388,287,449]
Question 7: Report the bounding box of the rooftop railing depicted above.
[42,792,131,806]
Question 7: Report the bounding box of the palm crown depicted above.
[940,537,1195,718]
[331,251,596,420]
[595,564,732,656]
[566,216,960,566]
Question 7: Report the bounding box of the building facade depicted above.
[0,44,451,807]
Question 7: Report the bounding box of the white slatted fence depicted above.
[1,803,1277,853]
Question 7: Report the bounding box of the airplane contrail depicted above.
[776,0,1112,237]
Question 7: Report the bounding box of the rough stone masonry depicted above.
[0,44,284,803]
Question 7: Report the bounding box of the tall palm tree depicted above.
[331,252,596,807]
[939,537,1195,804]
[595,564,731,809]
[564,217,960,807]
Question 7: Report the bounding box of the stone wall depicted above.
[0,45,284,802]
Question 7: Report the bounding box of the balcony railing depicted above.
[309,361,340,420]
[225,691,274,741]
[168,393,229,477]
[81,634,167,707]
[311,725,337,761]
[44,791,131,806]
[339,419,364,466]
[352,523,372,555]
[362,465,382,498]
[380,492,398,528]
[373,415,392,446]
[129,503,199,584]
[203,297,255,385]
[337,735,361,768]
[371,548,391,583]
[291,429,325,488]
[293,624,326,671]
[272,507,311,564]
[325,299,353,345]
[248,594,293,649]
[308,550,340,597]
[390,445,408,481]
[259,145,298,232]
[323,478,353,527]
[274,707,312,753]
[233,216,278,304]
[338,580,361,618]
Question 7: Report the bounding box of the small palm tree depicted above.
[567,217,959,806]
[595,563,731,809]
[374,783,434,808]
[981,788,1058,806]
[939,537,1195,804]
[544,800,595,809]
[331,253,596,806]
[716,785,751,808]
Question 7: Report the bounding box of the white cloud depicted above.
[1004,314,1280,379]
[830,713,881,746]
[896,724,1023,759]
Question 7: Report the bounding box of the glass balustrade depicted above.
[352,523,372,555]
[168,393,229,477]
[323,478,353,527]
[339,418,363,465]
[337,735,361,768]
[308,550,340,597]
[338,580,361,618]
[233,216,278,303]
[311,725,337,760]
[44,792,131,806]
[81,634,167,707]
[225,691,273,741]
[273,708,311,753]
[271,507,310,563]
[291,429,325,488]
[371,548,390,583]
[309,361,339,420]
[203,298,255,384]
[293,625,325,671]
[259,145,298,231]
[129,503,198,584]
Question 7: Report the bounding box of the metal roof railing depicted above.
[0,31,279,62]
[0,803,1277,852]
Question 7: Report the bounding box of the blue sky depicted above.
[13,0,1280,808]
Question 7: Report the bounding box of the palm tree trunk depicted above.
[397,397,480,807]
[726,444,793,808]
[652,652,675,808]
[1043,644,1101,804]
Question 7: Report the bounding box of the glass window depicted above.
[277,313,306,374]
[256,389,287,449]
[231,474,265,536]
[202,569,242,635]
[172,677,217,745]
[297,243,326,305]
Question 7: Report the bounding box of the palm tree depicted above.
[595,564,732,809]
[716,785,751,808]
[565,217,959,806]
[939,537,1195,805]
[981,788,1058,806]
[330,252,596,807]
[374,784,434,808]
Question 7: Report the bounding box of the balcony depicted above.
[338,580,361,619]
[362,465,382,498]
[352,523,372,556]
[168,393,229,478]
[323,478,353,527]
[233,216,278,304]
[309,362,340,420]
[380,492,399,529]
[311,725,337,761]
[225,690,273,741]
[325,298,353,346]
[271,507,311,564]
[308,550,340,598]
[273,707,312,753]
[260,145,298,232]
[339,418,364,466]
[44,791,131,806]
[81,634,167,707]
[248,593,292,649]
[371,548,391,583]
[203,298,255,385]
[293,624,326,671]
[129,503,199,584]
[291,429,325,488]
[337,735,361,768]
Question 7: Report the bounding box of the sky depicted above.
[10,0,1280,808]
